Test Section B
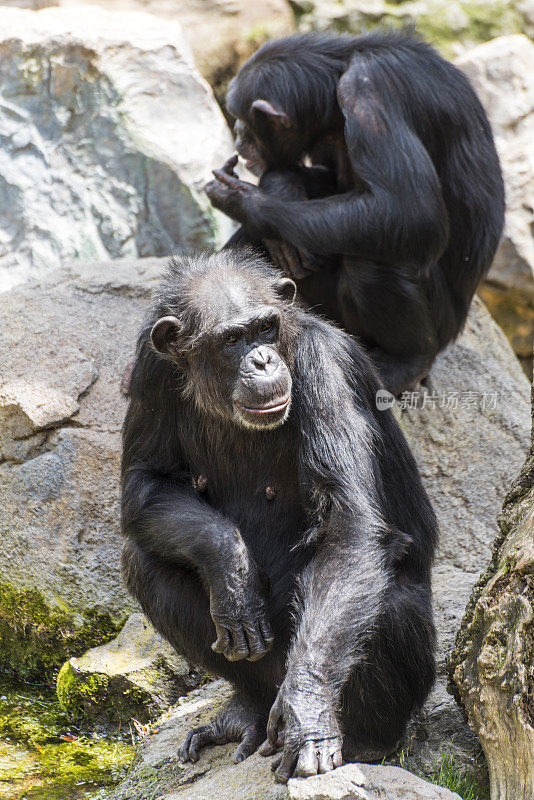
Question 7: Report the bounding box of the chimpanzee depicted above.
[206,31,505,396]
[121,250,438,783]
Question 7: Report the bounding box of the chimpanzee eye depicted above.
[259,321,272,333]
[226,333,239,345]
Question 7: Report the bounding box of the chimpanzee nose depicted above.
[250,346,279,374]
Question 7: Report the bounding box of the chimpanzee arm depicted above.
[121,352,273,662]
[211,59,449,266]
[263,319,391,779]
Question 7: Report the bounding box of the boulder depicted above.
[287,764,462,799]
[456,36,534,371]
[395,298,530,773]
[57,613,202,724]
[0,257,166,678]
[0,5,234,293]
[290,0,533,56]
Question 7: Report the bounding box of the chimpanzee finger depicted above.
[294,741,319,777]
[222,154,239,174]
[179,725,210,762]
[258,739,276,756]
[274,748,298,783]
[211,623,231,654]
[212,169,242,189]
[266,700,282,745]
[243,621,268,661]
[333,748,343,768]
[224,626,250,661]
[260,619,274,649]
[317,741,337,774]
[270,751,283,771]
[233,725,265,763]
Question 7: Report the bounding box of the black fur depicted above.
[121,250,438,782]
[208,31,505,395]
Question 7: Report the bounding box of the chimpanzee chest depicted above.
[184,427,308,573]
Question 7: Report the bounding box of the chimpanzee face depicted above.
[150,276,297,431]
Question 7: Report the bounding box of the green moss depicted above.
[0,677,134,800]
[57,662,152,725]
[0,582,126,682]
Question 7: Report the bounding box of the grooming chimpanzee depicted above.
[206,31,505,396]
[121,250,438,783]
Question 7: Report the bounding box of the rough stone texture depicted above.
[0,257,166,674]
[449,391,534,800]
[456,36,534,370]
[57,613,202,723]
[58,0,295,92]
[0,5,233,292]
[290,0,533,56]
[287,764,462,800]
[395,297,530,773]
[110,296,530,798]
[111,681,286,800]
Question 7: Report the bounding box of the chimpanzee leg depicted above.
[338,258,440,395]
[340,584,435,758]
[121,540,286,709]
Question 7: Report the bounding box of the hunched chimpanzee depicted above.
[206,31,505,396]
[121,250,438,783]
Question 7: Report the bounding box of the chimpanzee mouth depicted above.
[237,395,291,415]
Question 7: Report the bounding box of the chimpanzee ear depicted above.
[150,315,182,355]
[250,99,292,129]
[274,277,297,303]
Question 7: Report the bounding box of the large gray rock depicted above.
[0,5,233,292]
[0,257,166,677]
[395,297,530,772]
[287,764,462,799]
[456,36,534,366]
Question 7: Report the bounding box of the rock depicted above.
[56,613,203,724]
[111,680,286,800]
[110,296,530,798]
[287,763,462,799]
[449,396,534,800]
[290,0,533,56]
[456,36,534,372]
[394,297,530,774]
[0,257,166,678]
[0,5,233,293]
[58,0,295,99]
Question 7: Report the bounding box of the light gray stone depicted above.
[287,763,462,799]
[0,257,166,672]
[0,5,234,293]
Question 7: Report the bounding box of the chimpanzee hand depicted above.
[205,155,261,223]
[258,674,343,783]
[209,565,274,663]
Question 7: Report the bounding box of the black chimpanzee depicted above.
[206,32,505,396]
[121,250,438,783]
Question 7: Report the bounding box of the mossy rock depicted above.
[56,613,203,724]
[0,582,125,682]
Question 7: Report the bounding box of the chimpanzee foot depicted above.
[179,695,266,765]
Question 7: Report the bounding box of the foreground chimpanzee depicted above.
[121,251,438,782]
[206,31,505,395]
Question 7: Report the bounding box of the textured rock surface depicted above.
[457,36,534,370]
[0,5,233,292]
[287,763,462,799]
[290,0,533,55]
[449,393,534,800]
[57,613,202,723]
[395,297,530,772]
[111,681,286,800]
[0,257,166,676]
